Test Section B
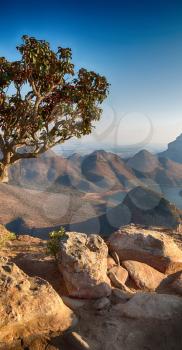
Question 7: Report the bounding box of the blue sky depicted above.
[1,0,182,150]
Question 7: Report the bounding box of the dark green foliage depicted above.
[0,36,109,180]
[47,227,66,260]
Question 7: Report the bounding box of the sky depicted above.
[1,0,182,151]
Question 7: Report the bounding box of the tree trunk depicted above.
[0,164,9,183]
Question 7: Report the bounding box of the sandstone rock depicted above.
[58,232,111,299]
[0,257,75,348]
[108,270,133,293]
[107,255,116,270]
[62,296,87,310]
[122,260,165,291]
[72,292,182,350]
[93,297,110,310]
[111,288,133,304]
[120,292,182,320]
[170,271,182,295]
[108,265,128,284]
[17,234,42,244]
[109,224,182,273]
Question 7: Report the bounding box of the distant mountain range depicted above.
[9,133,182,193]
[3,133,182,235]
[127,149,182,188]
[67,186,181,235]
[9,149,141,192]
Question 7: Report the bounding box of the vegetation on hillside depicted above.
[0,226,16,248]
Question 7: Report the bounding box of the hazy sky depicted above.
[1,0,182,150]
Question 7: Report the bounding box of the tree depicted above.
[0,36,109,182]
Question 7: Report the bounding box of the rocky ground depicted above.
[0,224,182,350]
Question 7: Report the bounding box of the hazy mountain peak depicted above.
[159,132,182,163]
[127,149,159,173]
[91,149,108,157]
[137,149,153,156]
[68,153,82,162]
[175,133,182,142]
[123,185,181,229]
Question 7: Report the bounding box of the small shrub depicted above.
[47,227,66,260]
[0,231,16,249]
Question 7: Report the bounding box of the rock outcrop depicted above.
[108,265,128,285]
[58,232,111,298]
[72,292,182,350]
[109,224,182,273]
[120,292,182,320]
[107,255,116,270]
[0,224,182,350]
[170,271,182,295]
[122,260,165,291]
[0,257,75,348]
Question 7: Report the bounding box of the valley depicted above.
[1,133,182,237]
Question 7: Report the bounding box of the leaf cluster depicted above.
[0,36,109,164]
[47,226,66,260]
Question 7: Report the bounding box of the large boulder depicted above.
[108,265,129,285]
[122,260,165,291]
[0,257,75,348]
[109,224,182,273]
[107,255,116,270]
[71,292,182,350]
[120,292,182,320]
[58,232,111,298]
[170,271,182,295]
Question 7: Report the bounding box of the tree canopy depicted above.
[0,35,109,181]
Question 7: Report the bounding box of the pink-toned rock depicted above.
[0,257,75,348]
[108,265,128,285]
[107,256,116,270]
[122,260,165,291]
[170,271,182,295]
[58,232,111,299]
[120,292,182,320]
[109,224,182,273]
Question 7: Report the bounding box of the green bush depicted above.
[47,227,66,260]
[0,231,16,249]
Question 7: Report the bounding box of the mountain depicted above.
[9,149,141,193]
[51,150,141,193]
[66,185,181,235]
[80,150,139,190]
[51,152,95,192]
[9,142,182,194]
[9,150,83,191]
[157,157,182,186]
[159,133,182,163]
[126,149,182,188]
[127,149,160,173]
[123,186,181,229]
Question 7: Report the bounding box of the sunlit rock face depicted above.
[108,224,182,274]
[58,232,111,298]
[0,257,75,349]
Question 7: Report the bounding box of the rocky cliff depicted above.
[159,133,182,163]
[0,224,182,349]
